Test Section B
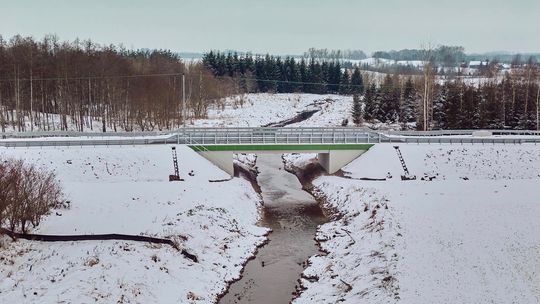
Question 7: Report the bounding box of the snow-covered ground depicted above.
[285,143,540,303]
[0,145,267,303]
[4,92,540,303]
[193,93,352,128]
[1,93,352,134]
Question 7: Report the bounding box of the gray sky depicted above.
[1,0,539,55]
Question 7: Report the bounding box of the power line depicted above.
[0,72,185,82]
[1,71,498,90]
[0,72,381,89]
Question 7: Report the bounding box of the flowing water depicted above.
[220,154,327,304]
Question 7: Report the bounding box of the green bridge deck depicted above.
[189,143,374,152]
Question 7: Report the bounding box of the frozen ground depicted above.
[286,143,540,304]
[3,92,540,303]
[193,93,352,128]
[0,93,352,303]
[0,145,267,303]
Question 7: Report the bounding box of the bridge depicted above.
[1,127,540,175]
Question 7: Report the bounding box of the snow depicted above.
[0,145,267,303]
[192,93,353,128]
[0,92,354,303]
[286,143,540,303]
[4,92,540,303]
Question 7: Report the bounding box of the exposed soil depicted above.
[261,109,319,127]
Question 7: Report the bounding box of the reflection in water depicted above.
[220,154,327,304]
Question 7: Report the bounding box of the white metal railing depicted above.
[384,129,540,137]
[1,127,540,147]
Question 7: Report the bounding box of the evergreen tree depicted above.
[352,94,363,125]
[400,77,417,124]
[299,58,309,92]
[432,83,448,129]
[264,54,278,92]
[363,83,378,121]
[443,82,462,129]
[309,58,326,94]
[350,67,364,95]
[379,75,399,123]
[339,70,351,95]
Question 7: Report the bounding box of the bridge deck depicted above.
[1,127,539,147]
[188,143,374,152]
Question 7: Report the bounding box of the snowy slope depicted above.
[288,143,540,304]
[193,93,352,128]
[0,146,267,303]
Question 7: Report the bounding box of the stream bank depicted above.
[220,154,328,304]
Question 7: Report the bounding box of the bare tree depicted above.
[420,44,436,131]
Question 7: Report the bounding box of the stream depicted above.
[220,154,327,304]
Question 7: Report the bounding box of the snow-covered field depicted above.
[0,93,351,303]
[3,93,540,303]
[0,145,267,303]
[286,143,540,303]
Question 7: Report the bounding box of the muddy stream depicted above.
[220,154,327,304]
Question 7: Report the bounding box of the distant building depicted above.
[468,61,489,69]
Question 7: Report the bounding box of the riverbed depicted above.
[220,154,327,304]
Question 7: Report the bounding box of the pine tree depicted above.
[363,83,378,121]
[432,84,448,129]
[339,70,350,95]
[350,67,364,95]
[352,94,363,125]
[400,77,417,124]
[379,75,399,123]
[264,54,278,92]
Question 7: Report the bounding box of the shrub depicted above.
[0,159,63,233]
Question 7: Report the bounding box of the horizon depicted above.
[2,0,540,55]
[2,33,540,58]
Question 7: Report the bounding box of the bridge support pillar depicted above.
[196,151,234,176]
[317,150,366,174]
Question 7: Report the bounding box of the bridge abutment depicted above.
[317,150,366,174]
[197,151,234,175]
[196,149,368,176]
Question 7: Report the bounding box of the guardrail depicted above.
[0,127,377,139]
[384,129,540,137]
[1,127,540,147]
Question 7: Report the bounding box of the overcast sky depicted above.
[1,0,539,55]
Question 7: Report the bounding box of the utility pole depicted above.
[182,73,186,128]
[536,82,539,131]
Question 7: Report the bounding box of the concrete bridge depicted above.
[191,143,373,175]
[179,127,378,175]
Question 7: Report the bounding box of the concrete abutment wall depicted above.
[196,150,367,176]
[317,150,367,174]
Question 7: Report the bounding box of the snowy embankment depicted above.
[286,144,540,303]
[0,145,267,303]
[194,93,352,128]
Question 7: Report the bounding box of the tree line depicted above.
[202,51,365,95]
[352,66,540,130]
[372,45,466,67]
[303,48,367,60]
[0,35,232,132]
